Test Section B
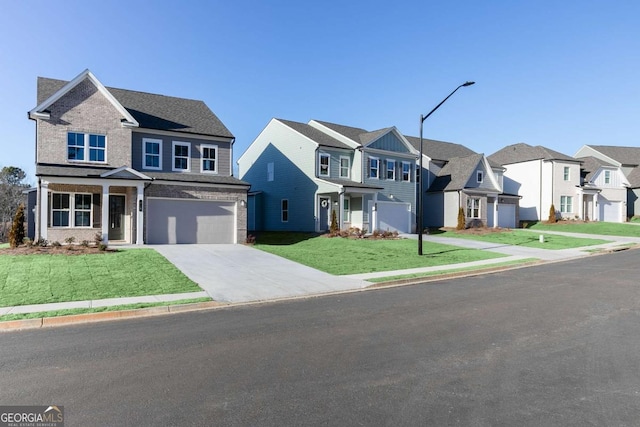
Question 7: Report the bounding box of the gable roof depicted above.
[404,136,476,161]
[277,119,352,149]
[428,153,488,192]
[488,142,578,165]
[576,156,616,181]
[34,70,233,138]
[312,120,370,144]
[584,145,640,167]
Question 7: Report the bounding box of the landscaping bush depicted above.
[457,207,465,230]
[330,209,338,234]
[8,204,25,248]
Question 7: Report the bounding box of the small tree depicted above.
[457,207,466,230]
[329,209,339,234]
[9,204,25,248]
[548,204,557,223]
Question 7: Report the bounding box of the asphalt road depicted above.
[1,250,640,426]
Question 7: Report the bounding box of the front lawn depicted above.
[439,229,610,249]
[254,233,506,275]
[527,221,640,237]
[0,249,201,307]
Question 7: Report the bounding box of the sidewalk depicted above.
[2,230,637,318]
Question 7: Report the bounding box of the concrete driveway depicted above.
[150,244,369,303]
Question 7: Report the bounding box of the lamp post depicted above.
[418,81,475,255]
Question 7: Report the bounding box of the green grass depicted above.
[0,243,8,249]
[440,229,610,249]
[254,232,506,275]
[0,297,212,322]
[367,258,540,283]
[527,221,640,237]
[0,249,201,307]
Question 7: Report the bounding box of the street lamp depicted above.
[418,81,475,255]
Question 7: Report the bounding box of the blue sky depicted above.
[2,1,639,184]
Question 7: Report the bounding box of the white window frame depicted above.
[267,162,274,182]
[604,170,611,184]
[281,199,289,222]
[560,195,573,213]
[386,160,395,180]
[340,156,350,179]
[563,166,570,181]
[51,192,93,228]
[142,138,162,170]
[67,132,107,164]
[369,157,380,179]
[172,141,191,172]
[466,197,481,219]
[319,153,330,177]
[476,170,484,183]
[402,162,411,182]
[201,144,218,174]
[343,197,350,223]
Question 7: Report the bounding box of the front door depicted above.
[108,195,125,241]
[319,197,330,232]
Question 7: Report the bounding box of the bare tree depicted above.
[0,167,29,242]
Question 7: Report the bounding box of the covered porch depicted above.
[315,180,382,233]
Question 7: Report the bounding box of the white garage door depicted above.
[369,201,411,233]
[600,200,621,223]
[147,198,235,244]
[498,204,517,228]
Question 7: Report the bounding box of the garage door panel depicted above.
[498,204,516,228]
[370,201,411,233]
[147,199,235,244]
[599,200,621,223]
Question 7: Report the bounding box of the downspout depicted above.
[230,137,236,176]
[539,159,543,220]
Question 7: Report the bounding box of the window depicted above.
[369,157,379,179]
[563,166,570,181]
[340,156,350,179]
[387,160,395,180]
[560,196,573,213]
[51,193,92,227]
[143,138,162,170]
[281,199,289,222]
[466,197,480,219]
[172,141,191,171]
[402,162,411,182]
[604,170,611,184]
[343,198,350,223]
[74,194,92,227]
[201,144,218,173]
[476,170,484,183]
[67,132,106,163]
[267,162,274,182]
[52,193,70,227]
[319,153,330,177]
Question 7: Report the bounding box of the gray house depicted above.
[238,119,419,233]
[28,69,249,244]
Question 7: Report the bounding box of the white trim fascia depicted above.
[29,69,139,127]
[135,127,234,143]
[100,167,152,180]
[481,156,502,192]
[362,146,418,159]
[276,119,324,150]
[39,176,149,187]
[150,180,250,190]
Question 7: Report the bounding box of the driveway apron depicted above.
[150,245,369,303]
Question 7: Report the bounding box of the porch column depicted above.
[371,193,378,233]
[578,192,584,220]
[136,184,144,245]
[101,184,109,243]
[493,197,498,228]
[39,181,49,240]
[339,192,345,229]
[593,193,599,221]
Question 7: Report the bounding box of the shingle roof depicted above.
[404,136,476,161]
[488,143,577,166]
[37,77,234,138]
[319,178,383,190]
[576,156,615,181]
[312,120,369,144]
[626,168,640,188]
[36,164,249,186]
[277,119,352,149]
[428,153,485,192]
[586,145,640,167]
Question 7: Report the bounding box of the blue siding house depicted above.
[238,119,420,233]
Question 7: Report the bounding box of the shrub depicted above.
[8,204,25,248]
[457,207,465,230]
[329,209,338,234]
[81,240,90,247]
[94,232,103,246]
[34,238,48,247]
[245,234,256,244]
[64,236,76,246]
[548,204,557,223]
[98,243,108,251]
[51,241,62,247]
